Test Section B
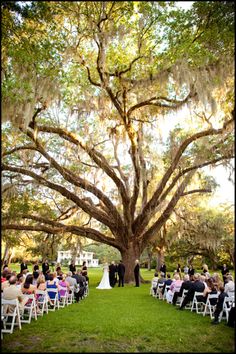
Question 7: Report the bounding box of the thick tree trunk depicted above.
[121,243,141,284]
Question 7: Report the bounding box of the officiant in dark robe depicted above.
[109,261,117,287]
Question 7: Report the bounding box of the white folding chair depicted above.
[1,298,22,336]
[47,288,59,311]
[36,290,48,316]
[163,285,171,301]
[67,286,75,305]
[226,291,234,299]
[58,286,69,308]
[150,280,158,296]
[180,289,192,309]
[156,283,164,299]
[203,293,218,319]
[21,294,38,324]
[191,291,205,314]
[219,296,235,322]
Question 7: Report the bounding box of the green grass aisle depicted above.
[2,269,235,353]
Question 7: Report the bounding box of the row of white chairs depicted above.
[1,284,82,338]
[150,281,235,322]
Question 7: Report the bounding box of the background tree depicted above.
[2,2,234,282]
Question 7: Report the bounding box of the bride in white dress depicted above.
[96,263,112,289]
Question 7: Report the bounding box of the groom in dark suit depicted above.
[117,260,125,287]
[109,261,117,287]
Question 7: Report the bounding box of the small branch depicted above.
[181,188,212,196]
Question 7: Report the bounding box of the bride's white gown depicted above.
[96,265,112,289]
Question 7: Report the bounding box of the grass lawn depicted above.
[2,267,235,353]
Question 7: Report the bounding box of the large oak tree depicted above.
[2,1,234,281]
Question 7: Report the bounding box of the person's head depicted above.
[83,261,86,266]
[48,273,54,281]
[167,273,171,279]
[2,269,10,278]
[37,274,45,285]
[160,272,165,278]
[112,261,115,265]
[22,269,28,275]
[5,273,13,281]
[16,273,24,283]
[200,274,206,283]
[135,259,139,264]
[174,273,180,281]
[9,276,17,285]
[226,275,233,282]
[67,271,72,277]
[193,273,200,281]
[203,264,208,271]
[61,273,66,281]
[33,271,39,280]
[25,274,33,285]
[154,272,158,277]
[183,274,190,281]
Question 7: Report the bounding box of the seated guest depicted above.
[166,274,183,303]
[179,273,205,310]
[156,272,166,299]
[1,269,10,283]
[36,274,48,305]
[16,273,25,288]
[46,273,59,303]
[1,272,12,292]
[224,275,235,295]
[162,273,173,296]
[45,269,51,281]
[211,285,228,324]
[172,274,192,305]
[32,271,40,286]
[36,274,47,291]
[151,272,159,295]
[3,275,29,314]
[21,274,37,296]
[212,272,223,291]
[72,270,86,300]
[52,271,60,284]
[66,271,80,302]
[196,277,218,305]
[22,269,29,280]
[58,274,70,298]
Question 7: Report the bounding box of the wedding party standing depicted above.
[117,260,125,287]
